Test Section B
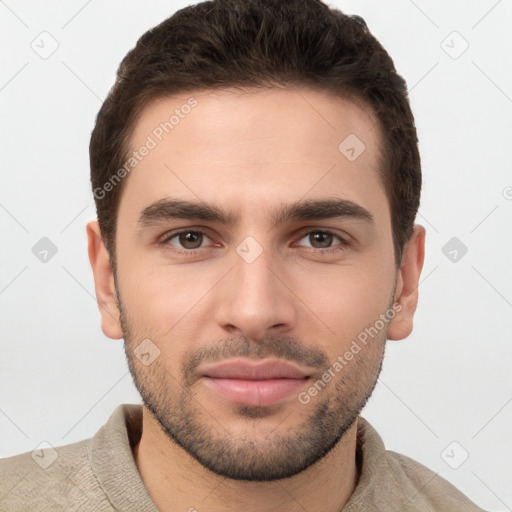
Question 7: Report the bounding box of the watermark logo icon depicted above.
[32,237,58,263]
[134,338,161,366]
[441,31,469,60]
[442,236,468,263]
[338,134,366,161]
[31,31,59,60]
[236,236,263,264]
[31,441,59,469]
[441,441,469,469]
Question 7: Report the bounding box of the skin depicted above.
[87,87,425,512]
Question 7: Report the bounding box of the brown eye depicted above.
[179,231,203,249]
[166,230,209,250]
[297,230,343,249]
[309,232,333,248]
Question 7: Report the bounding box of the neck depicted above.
[133,407,360,512]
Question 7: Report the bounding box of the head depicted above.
[87,0,425,481]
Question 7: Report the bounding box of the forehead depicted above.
[119,87,387,225]
[130,86,381,158]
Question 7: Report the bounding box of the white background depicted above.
[1,1,511,510]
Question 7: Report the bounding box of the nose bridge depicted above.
[214,240,296,338]
[235,245,275,302]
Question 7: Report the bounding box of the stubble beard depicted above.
[117,291,387,481]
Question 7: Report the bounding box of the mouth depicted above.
[199,358,311,407]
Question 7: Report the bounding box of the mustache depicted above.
[182,335,330,383]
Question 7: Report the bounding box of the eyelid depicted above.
[159,228,217,249]
[158,227,351,253]
[293,227,350,246]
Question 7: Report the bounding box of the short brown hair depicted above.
[90,0,421,269]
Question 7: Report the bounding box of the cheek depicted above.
[117,269,194,376]
[116,259,215,346]
[291,263,394,341]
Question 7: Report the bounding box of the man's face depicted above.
[111,87,400,480]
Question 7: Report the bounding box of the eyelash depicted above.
[158,228,349,255]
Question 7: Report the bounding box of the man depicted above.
[0,0,487,510]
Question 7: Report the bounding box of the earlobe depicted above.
[86,220,124,340]
[387,225,426,341]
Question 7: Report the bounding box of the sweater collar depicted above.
[91,404,158,511]
[90,404,388,511]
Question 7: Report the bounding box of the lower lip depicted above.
[201,377,308,407]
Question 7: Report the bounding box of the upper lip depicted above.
[200,358,310,380]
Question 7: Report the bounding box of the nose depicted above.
[213,243,297,340]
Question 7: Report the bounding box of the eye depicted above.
[163,230,212,250]
[296,230,346,249]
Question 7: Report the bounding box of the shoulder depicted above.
[0,437,112,511]
[383,450,487,511]
[348,417,488,512]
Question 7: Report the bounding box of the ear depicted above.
[387,224,426,341]
[86,220,123,340]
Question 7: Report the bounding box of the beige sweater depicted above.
[0,404,487,511]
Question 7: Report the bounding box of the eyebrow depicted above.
[136,197,374,229]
